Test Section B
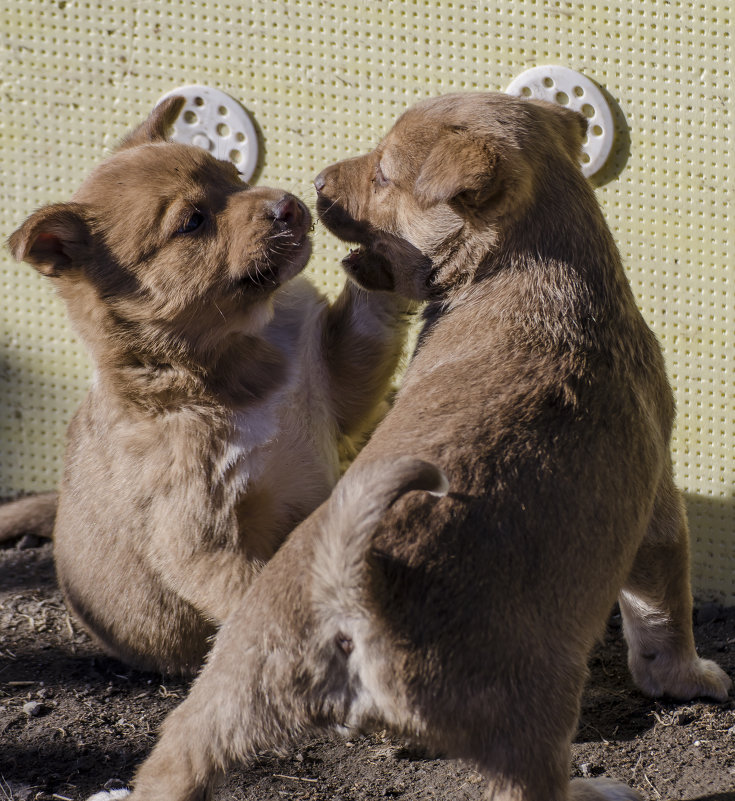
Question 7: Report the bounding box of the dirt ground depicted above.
[0,540,733,801]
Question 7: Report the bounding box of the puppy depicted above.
[7,97,410,676]
[88,93,731,801]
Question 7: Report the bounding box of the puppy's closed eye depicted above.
[373,163,391,189]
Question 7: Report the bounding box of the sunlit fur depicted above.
[90,93,729,801]
[6,99,411,675]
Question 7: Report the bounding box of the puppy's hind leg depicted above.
[619,466,731,701]
[125,573,322,801]
[471,671,640,801]
[121,456,449,801]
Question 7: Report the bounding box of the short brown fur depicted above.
[90,93,730,801]
[6,99,410,675]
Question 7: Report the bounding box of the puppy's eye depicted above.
[373,164,390,189]
[176,211,205,235]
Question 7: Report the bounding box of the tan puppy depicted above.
[7,98,409,676]
[89,93,730,801]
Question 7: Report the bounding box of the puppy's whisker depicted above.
[323,197,341,215]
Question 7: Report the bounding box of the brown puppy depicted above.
[7,98,409,676]
[87,93,730,801]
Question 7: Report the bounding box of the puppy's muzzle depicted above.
[269,194,312,240]
[313,172,327,194]
[313,172,367,244]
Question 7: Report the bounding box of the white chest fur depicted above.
[213,277,340,500]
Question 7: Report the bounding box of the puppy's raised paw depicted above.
[86,790,130,801]
[570,777,642,801]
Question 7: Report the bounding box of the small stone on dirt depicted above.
[23,700,45,717]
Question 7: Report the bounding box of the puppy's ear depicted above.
[557,106,589,162]
[415,127,500,209]
[529,100,588,162]
[117,96,186,150]
[8,203,91,277]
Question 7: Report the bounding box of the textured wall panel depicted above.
[0,1,732,602]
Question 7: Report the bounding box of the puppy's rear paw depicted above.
[570,777,642,801]
[86,791,130,801]
[631,654,732,702]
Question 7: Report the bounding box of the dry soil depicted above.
[1,541,733,801]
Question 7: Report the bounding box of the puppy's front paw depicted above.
[630,653,732,702]
[86,790,130,801]
[570,777,642,801]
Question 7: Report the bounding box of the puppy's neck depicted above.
[57,277,287,412]
[498,165,620,278]
[92,332,287,415]
[430,166,639,355]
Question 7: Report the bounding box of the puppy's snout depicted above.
[314,171,327,193]
[314,166,342,217]
[269,194,311,233]
[314,165,339,196]
[315,158,361,199]
[271,195,300,226]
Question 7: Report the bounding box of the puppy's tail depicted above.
[311,456,448,615]
[0,491,57,543]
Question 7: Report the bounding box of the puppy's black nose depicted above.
[271,195,302,227]
[313,172,326,193]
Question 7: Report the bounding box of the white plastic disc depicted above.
[156,85,259,181]
[505,66,615,178]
